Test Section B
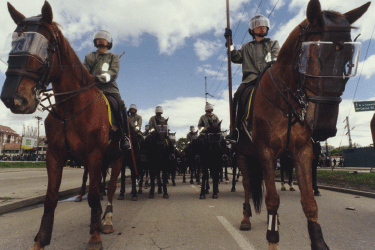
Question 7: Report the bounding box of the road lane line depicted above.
[190,184,199,191]
[217,216,256,250]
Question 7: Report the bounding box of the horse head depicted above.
[274,0,370,141]
[2,1,93,114]
[205,120,222,144]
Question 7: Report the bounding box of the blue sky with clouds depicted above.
[0,0,374,148]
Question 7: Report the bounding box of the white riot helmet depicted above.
[93,30,113,50]
[249,14,270,38]
[205,103,214,112]
[190,126,195,132]
[155,106,163,114]
[129,104,137,111]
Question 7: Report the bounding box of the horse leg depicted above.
[288,162,295,191]
[199,167,208,199]
[157,170,163,194]
[205,169,210,194]
[86,155,104,250]
[231,155,237,192]
[189,165,194,184]
[280,158,286,191]
[100,166,107,199]
[258,154,280,250]
[162,170,169,199]
[75,166,88,202]
[294,150,329,250]
[102,158,122,234]
[117,164,126,200]
[138,169,144,194]
[225,164,229,181]
[212,169,219,199]
[31,155,64,250]
[236,154,252,231]
[149,169,155,198]
[131,165,138,201]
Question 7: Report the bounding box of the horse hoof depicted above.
[138,190,143,194]
[149,194,154,199]
[163,194,169,199]
[240,221,251,231]
[190,180,194,184]
[268,243,279,250]
[290,187,296,191]
[117,194,125,200]
[131,196,138,201]
[231,187,236,192]
[199,195,206,199]
[101,225,114,234]
[281,187,286,191]
[74,196,83,202]
[173,183,176,186]
[86,242,103,250]
[183,180,186,183]
[212,194,218,199]
[158,190,162,194]
[314,191,321,196]
[205,190,209,194]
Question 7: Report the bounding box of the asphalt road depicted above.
[0,174,374,250]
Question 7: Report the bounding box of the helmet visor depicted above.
[9,32,49,62]
[249,18,270,30]
[299,41,361,78]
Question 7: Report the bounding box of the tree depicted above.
[176,137,187,150]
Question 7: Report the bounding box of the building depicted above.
[0,125,22,157]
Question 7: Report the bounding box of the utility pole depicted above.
[344,116,353,148]
[35,116,42,160]
[226,0,233,134]
[205,76,207,103]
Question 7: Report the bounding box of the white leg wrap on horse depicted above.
[268,214,278,231]
[103,212,113,226]
[107,201,112,206]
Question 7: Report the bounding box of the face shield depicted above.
[299,41,361,78]
[10,32,49,63]
[156,125,168,133]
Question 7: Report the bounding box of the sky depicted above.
[0,0,374,149]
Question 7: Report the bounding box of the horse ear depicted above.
[343,2,371,24]
[218,120,222,127]
[41,1,53,24]
[306,0,323,28]
[166,117,169,124]
[8,2,25,24]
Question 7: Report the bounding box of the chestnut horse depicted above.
[234,1,370,249]
[1,2,127,249]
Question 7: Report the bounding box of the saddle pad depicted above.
[101,93,115,127]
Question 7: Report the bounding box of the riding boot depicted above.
[120,103,131,150]
[225,97,239,143]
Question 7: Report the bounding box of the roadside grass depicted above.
[0,162,46,168]
[275,169,375,193]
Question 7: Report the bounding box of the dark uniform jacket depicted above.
[83,50,120,94]
[231,38,280,84]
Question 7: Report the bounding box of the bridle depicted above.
[258,14,353,147]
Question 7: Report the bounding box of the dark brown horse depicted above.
[1,2,127,249]
[234,1,370,249]
[371,113,375,148]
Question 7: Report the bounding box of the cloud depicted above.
[358,54,375,79]
[194,39,221,61]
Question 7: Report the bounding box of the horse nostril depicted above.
[14,98,22,107]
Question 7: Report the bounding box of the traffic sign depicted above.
[353,101,375,112]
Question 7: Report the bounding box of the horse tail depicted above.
[247,155,263,213]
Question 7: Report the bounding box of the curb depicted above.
[0,187,81,215]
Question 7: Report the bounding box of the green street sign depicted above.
[354,101,375,112]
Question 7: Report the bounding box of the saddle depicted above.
[237,61,275,139]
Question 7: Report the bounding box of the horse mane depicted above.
[51,22,94,87]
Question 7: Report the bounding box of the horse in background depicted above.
[232,1,370,249]
[196,121,226,199]
[184,131,202,185]
[371,113,375,149]
[279,153,296,191]
[1,2,131,249]
[143,118,176,198]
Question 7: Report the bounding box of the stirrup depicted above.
[225,128,238,144]
[120,136,131,150]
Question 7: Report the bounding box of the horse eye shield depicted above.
[9,32,49,63]
[299,41,361,78]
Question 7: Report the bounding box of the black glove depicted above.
[224,28,232,39]
[94,76,101,83]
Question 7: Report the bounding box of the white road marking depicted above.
[190,184,199,191]
[217,216,256,250]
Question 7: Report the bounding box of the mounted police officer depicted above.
[224,14,280,142]
[83,30,130,150]
[128,104,142,131]
[186,126,197,143]
[198,103,219,132]
[148,106,165,131]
